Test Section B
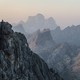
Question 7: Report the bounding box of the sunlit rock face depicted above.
[0,21,63,80]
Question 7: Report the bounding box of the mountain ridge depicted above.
[0,20,63,80]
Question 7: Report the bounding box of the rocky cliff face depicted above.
[0,21,63,80]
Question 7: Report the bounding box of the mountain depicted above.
[12,22,26,34]
[27,28,80,80]
[0,20,63,80]
[12,22,30,38]
[16,14,57,33]
[47,43,78,80]
[27,24,80,80]
[51,25,80,46]
[72,49,80,80]
[27,29,56,60]
[50,25,80,79]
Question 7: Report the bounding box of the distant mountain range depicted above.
[12,14,80,80]
[51,25,80,46]
[13,13,57,33]
[27,25,80,80]
[12,23,26,34]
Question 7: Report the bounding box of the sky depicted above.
[0,0,80,28]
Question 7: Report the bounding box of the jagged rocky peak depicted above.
[28,29,56,61]
[36,13,45,19]
[36,29,55,46]
[28,29,56,50]
[0,20,13,35]
[0,21,63,80]
[0,20,14,50]
[25,13,57,33]
[28,13,45,20]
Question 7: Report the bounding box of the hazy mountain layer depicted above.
[27,29,56,60]
[51,25,80,46]
[14,14,57,33]
[28,26,80,80]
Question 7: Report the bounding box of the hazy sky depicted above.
[0,0,80,28]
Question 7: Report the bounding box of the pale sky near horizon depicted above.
[0,0,80,28]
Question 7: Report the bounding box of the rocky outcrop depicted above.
[0,21,63,80]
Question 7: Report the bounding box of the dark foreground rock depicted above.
[0,21,63,80]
